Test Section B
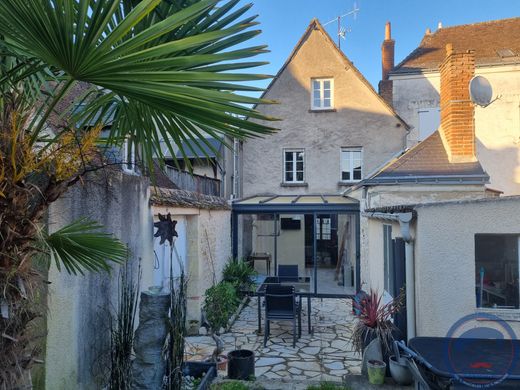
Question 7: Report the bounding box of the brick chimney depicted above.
[439,43,476,162]
[378,22,395,106]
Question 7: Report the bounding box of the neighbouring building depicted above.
[359,18,520,340]
[386,17,520,195]
[232,19,408,297]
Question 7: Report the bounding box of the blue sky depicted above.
[243,0,519,89]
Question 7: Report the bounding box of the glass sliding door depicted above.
[276,213,315,293]
[314,213,357,295]
[237,213,276,277]
[235,210,358,296]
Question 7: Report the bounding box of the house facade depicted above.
[240,19,408,198]
[233,19,408,296]
[387,17,520,195]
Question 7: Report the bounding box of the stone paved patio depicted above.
[186,298,362,382]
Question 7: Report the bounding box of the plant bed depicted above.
[183,361,217,390]
[210,379,263,390]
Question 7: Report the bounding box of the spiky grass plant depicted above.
[165,246,188,390]
[351,289,404,355]
[108,260,141,390]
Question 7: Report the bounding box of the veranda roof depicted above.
[232,194,359,213]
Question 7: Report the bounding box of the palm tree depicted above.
[0,0,276,387]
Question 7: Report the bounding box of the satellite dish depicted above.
[469,75,493,106]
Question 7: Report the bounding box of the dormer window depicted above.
[311,78,334,110]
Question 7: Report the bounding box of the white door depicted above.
[153,215,187,291]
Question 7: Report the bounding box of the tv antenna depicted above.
[323,2,360,49]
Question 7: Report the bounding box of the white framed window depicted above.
[122,137,138,174]
[283,149,305,183]
[476,234,520,310]
[340,148,362,182]
[316,217,332,240]
[311,78,334,110]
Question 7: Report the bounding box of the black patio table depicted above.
[399,337,520,389]
[255,276,312,335]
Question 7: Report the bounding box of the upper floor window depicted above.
[284,149,304,183]
[341,148,362,182]
[311,78,334,110]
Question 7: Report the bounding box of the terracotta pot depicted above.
[205,355,228,371]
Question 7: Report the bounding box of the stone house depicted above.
[232,19,408,296]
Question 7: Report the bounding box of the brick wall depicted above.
[439,43,476,162]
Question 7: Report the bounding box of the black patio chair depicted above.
[263,284,301,348]
[278,265,298,282]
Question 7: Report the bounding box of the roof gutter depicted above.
[363,173,489,186]
[364,211,416,339]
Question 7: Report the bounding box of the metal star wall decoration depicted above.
[154,213,178,246]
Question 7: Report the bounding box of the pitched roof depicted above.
[364,131,489,185]
[174,137,223,159]
[393,17,520,73]
[258,18,409,129]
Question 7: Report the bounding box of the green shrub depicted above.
[306,383,351,390]
[222,259,257,293]
[203,281,239,333]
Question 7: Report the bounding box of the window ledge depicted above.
[281,182,308,188]
[338,181,361,186]
[308,109,336,113]
[475,308,520,322]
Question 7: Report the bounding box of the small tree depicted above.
[0,1,276,387]
[202,282,239,362]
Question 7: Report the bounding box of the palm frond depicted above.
[0,0,278,168]
[40,218,128,275]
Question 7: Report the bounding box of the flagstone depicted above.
[256,357,285,367]
[186,298,361,382]
[324,361,344,370]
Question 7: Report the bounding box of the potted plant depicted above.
[367,359,386,385]
[351,290,404,376]
[203,281,240,370]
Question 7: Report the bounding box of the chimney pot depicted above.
[438,21,443,29]
[446,43,453,56]
[385,21,391,40]
[425,28,431,35]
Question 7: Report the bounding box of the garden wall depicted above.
[44,171,154,390]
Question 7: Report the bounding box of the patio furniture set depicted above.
[255,265,313,348]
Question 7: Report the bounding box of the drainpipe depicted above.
[398,212,416,340]
[232,138,239,199]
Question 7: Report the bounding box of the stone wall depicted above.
[151,205,231,330]
[45,171,153,390]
